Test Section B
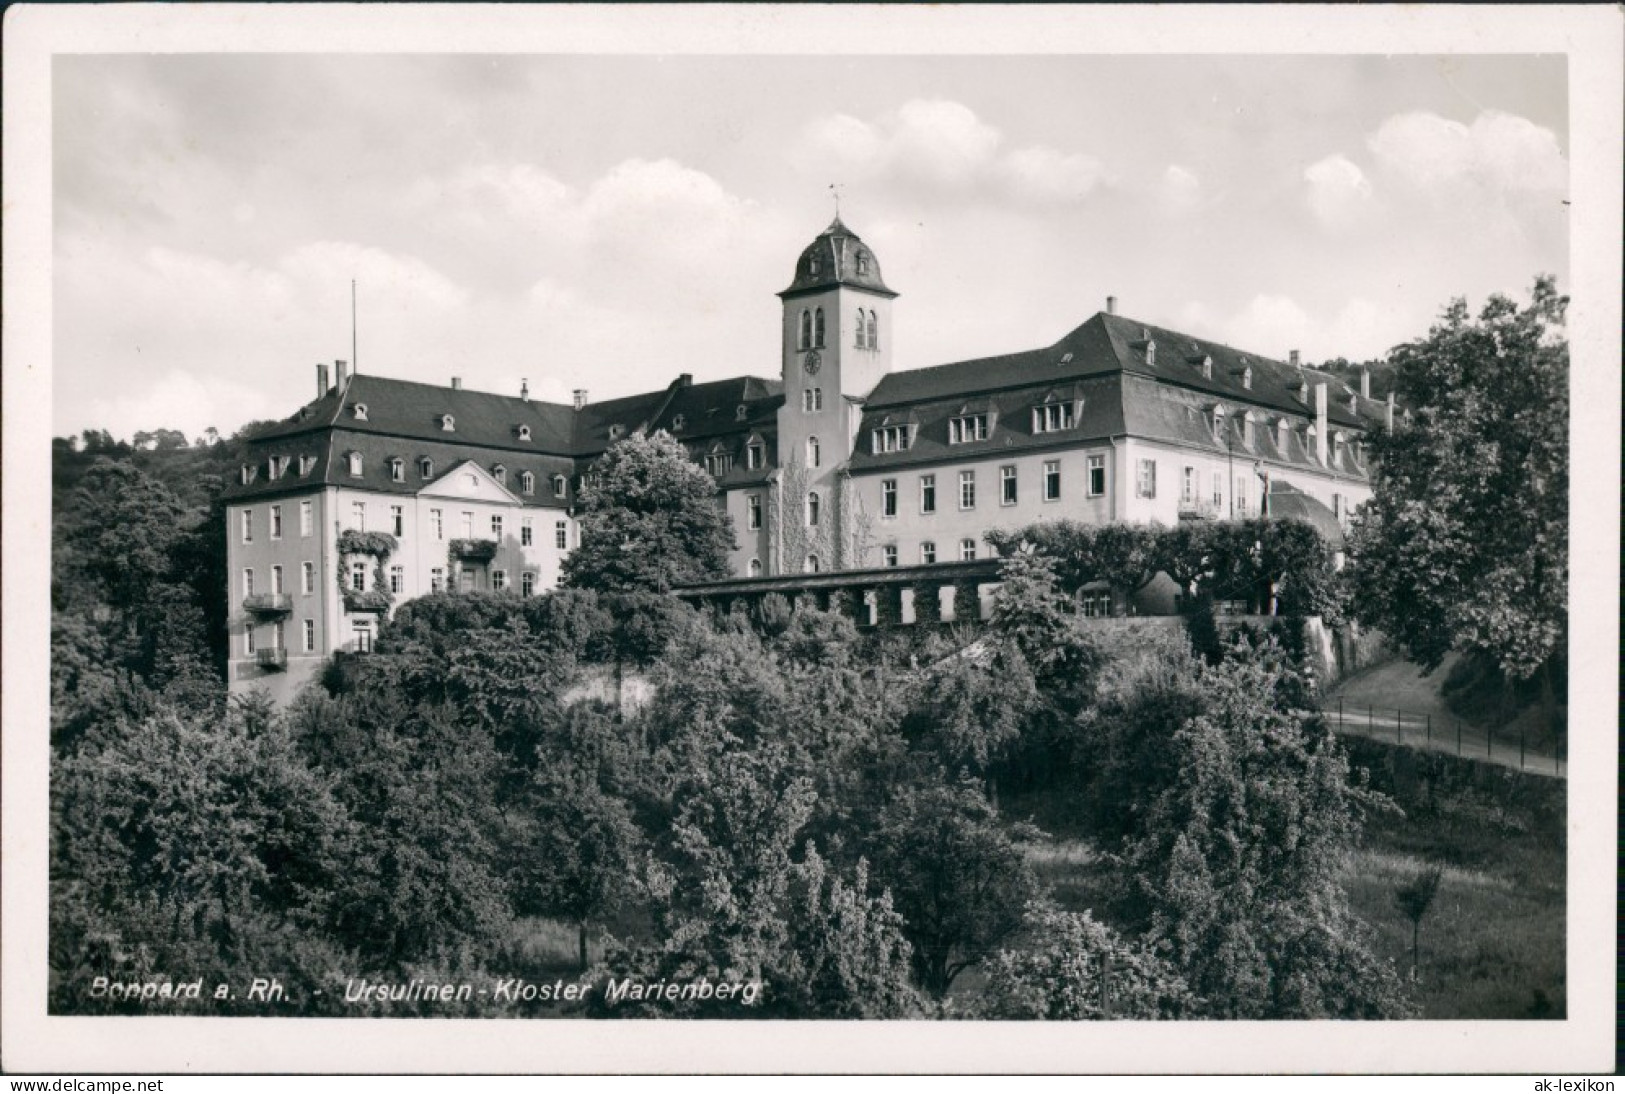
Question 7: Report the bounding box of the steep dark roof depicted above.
[779,216,897,300]
[866,311,1388,433]
[1268,481,1346,548]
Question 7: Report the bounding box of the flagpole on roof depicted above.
[351,279,358,374]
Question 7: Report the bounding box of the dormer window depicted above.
[1241,411,1256,447]
[517,424,532,442]
[1305,424,1319,459]
[745,440,765,470]
[704,447,733,477]
[1276,418,1291,451]
[1145,340,1156,366]
[240,465,257,485]
[857,252,870,276]
[1031,401,1075,434]
[1198,355,1212,380]
[736,405,749,421]
[552,474,567,499]
[440,414,455,432]
[1212,406,1226,444]
[1242,366,1253,390]
[1347,393,1359,413]
[809,256,820,276]
[1332,431,1347,463]
[949,413,989,444]
[353,403,369,421]
[298,456,317,477]
[419,457,434,479]
[492,465,507,485]
[608,424,625,440]
[519,471,535,495]
[671,414,685,431]
[389,457,405,483]
[872,424,913,454]
[347,452,364,477]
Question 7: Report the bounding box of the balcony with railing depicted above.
[448,538,498,562]
[256,648,288,670]
[243,593,293,614]
[1177,498,1222,521]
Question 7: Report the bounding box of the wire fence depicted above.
[1325,699,1565,778]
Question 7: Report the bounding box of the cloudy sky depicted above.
[53,51,1568,442]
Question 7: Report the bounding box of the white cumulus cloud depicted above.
[1368,110,1567,194]
[1303,154,1373,230]
[1159,164,1202,216]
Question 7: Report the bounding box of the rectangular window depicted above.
[1235,475,1249,515]
[1032,403,1075,433]
[242,569,255,598]
[349,561,367,592]
[959,470,976,510]
[960,538,977,561]
[492,569,507,591]
[270,565,283,595]
[273,621,285,651]
[1181,467,1197,505]
[241,509,253,543]
[1136,459,1157,499]
[243,624,255,656]
[270,504,283,540]
[920,474,937,514]
[1087,456,1106,498]
[1333,493,1344,520]
[949,414,988,444]
[301,561,315,595]
[746,444,763,470]
[521,519,534,546]
[920,541,936,565]
[351,502,365,531]
[303,619,315,653]
[431,509,443,540]
[746,494,762,531]
[1212,471,1224,509]
[705,453,732,477]
[353,622,373,654]
[881,479,897,518]
[430,567,445,593]
[1043,460,1061,501]
[390,565,404,594]
[872,425,911,453]
[555,521,568,550]
[300,501,313,537]
[1000,465,1017,506]
[460,511,473,538]
[491,514,503,539]
[882,545,898,568]
[521,571,536,597]
[392,505,404,537]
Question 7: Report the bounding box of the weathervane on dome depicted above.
[829,182,843,219]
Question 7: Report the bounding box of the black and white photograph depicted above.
[4,3,1619,1077]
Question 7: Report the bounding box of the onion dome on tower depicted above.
[779,217,898,299]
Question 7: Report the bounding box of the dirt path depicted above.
[1323,654,1565,779]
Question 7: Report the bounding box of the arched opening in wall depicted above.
[805,554,820,573]
[814,307,826,348]
[807,436,821,467]
[799,309,811,350]
[867,310,878,350]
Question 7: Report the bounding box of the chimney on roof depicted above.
[1106,295,1117,315]
[335,360,349,389]
[573,389,589,411]
[520,378,530,402]
[678,373,693,388]
[1289,349,1301,369]
[1359,367,1371,399]
[451,377,462,390]
[317,363,330,398]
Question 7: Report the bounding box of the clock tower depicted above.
[773,217,898,574]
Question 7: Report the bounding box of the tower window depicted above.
[806,491,821,527]
[807,436,821,468]
[856,308,867,349]
[867,310,878,351]
[814,307,825,348]
[746,494,762,530]
[799,309,811,350]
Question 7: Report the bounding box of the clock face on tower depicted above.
[803,350,822,375]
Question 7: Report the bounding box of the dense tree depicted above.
[561,431,737,594]
[865,781,1041,997]
[980,903,1194,1019]
[1346,277,1567,708]
[1079,633,1412,1018]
